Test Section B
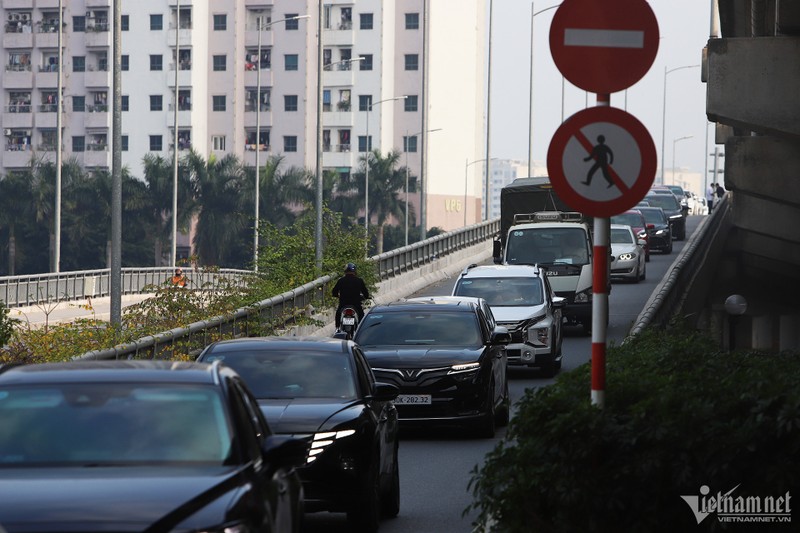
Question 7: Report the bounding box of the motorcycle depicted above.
[337,305,360,340]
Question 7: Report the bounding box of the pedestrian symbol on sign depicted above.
[582,135,615,189]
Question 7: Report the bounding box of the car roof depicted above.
[458,263,544,279]
[372,296,482,313]
[0,360,228,386]
[610,223,635,234]
[205,336,352,355]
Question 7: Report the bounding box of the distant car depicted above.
[637,206,673,254]
[451,264,565,377]
[610,209,650,261]
[353,296,511,438]
[664,184,690,208]
[0,360,306,533]
[197,337,401,532]
[643,193,689,240]
[610,224,646,282]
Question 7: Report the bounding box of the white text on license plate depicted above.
[395,394,432,405]
[342,317,356,325]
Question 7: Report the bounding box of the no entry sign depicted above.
[550,0,659,94]
[546,106,656,217]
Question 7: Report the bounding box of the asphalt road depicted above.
[302,215,705,533]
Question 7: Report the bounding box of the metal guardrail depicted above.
[75,220,500,361]
[627,194,730,339]
[0,268,254,308]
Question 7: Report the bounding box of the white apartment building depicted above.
[1,0,488,233]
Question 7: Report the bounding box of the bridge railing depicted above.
[75,220,500,361]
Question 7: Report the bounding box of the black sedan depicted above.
[637,206,673,253]
[197,337,400,533]
[643,193,689,240]
[0,360,306,533]
[353,296,511,438]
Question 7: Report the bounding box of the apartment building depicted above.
[1,0,487,233]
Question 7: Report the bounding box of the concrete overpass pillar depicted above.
[780,315,800,352]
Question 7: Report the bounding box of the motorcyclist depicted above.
[332,263,370,330]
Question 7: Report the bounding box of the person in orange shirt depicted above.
[171,268,187,288]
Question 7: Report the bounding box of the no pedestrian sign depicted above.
[546,106,656,218]
[550,0,659,94]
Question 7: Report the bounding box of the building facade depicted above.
[1,0,488,235]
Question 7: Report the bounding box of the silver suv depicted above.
[451,264,565,377]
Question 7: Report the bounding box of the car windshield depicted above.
[610,228,634,244]
[0,384,233,466]
[454,277,544,307]
[505,227,589,266]
[644,195,679,210]
[355,311,482,346]
[610,213,643,227]
[203,350,357,400]
[639,208,665,224]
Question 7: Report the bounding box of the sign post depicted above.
[547,0,659,408]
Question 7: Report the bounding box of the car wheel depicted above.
[496,378,510,427]
[347,454,381,533]
[665,240,673,254]
[640,263,646,281]
[645,251,650,263]
[380,443,400,519]
[476,378,496,438]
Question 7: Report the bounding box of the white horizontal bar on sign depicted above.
[564,28,644,49]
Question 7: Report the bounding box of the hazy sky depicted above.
[490,0,713,180]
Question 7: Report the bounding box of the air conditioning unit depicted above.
[13,14,21,21]
[4,129,13,136]
[21,14,30,22]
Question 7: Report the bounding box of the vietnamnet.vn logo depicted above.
[681,484,792,524]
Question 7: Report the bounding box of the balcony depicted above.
[166,68,192,88]
[324,66,357,88]
[85,68,111,88]
[244,108,272,128]
[244,69,273,90]
[5,1,37,8]
[3,145,33,168]
[35,108,60,128]
[323,149,357,169]
[83,147,111,168]
[243,148,272,167]
[245,28,275,48]
[85,26,112,48]
[32,0,61,8]
[34,30,59,49]
[85,108,109,128]
[3,30,33,49]
[86,0,112,7]
[3,68,33,89]
[163,109,192,128]
[324,25,354,47]
[3,108,33,128]
[167,28,192,48]
[325,108,355,127]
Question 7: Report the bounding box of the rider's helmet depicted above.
[345,262,357,273]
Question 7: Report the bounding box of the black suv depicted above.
[353,296,511,438]
[643,193,689,240]
[637,206,673,253]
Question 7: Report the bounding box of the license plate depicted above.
[342,317,356,325]
[395,394,432,405]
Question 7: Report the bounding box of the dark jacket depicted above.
[332,274,370,305]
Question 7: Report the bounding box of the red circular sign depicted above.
[550,0,659,94]
[546,106,656,217]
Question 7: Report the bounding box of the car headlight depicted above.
[669,214,682,220]
[574,289,592,303]
[307,429,357,464]
[448,362,481,382]
[525,326,549,346]
[617,252,635,261]
[655,229,667,236]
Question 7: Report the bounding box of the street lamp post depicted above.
[253,14,309,271]
[364,96,406,252]
[528,2,561,177]
[405,128,442,246]
[465,158,495,227]
[671,135,693,185]
[660,64,700,183]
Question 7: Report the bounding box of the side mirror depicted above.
[262,435,310,468]
[552,296,566,309]
[637,238,647,247]
[490,326,511,346]
[370,382,399,402]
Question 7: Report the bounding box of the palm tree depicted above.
[187,150,249,267]
[0,173,33,275]
[142,153,195,266]
[346,149,411,254]
[241,155,312,229]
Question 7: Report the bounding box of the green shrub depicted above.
[0,301,19,347]
[467,328,800,532]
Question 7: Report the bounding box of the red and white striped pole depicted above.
[591,93,611,408]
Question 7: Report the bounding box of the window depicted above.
[358,136,372,152]
[121,135,129,151]
[149,135,163,151]
[212,135,226,151]
[404,135,418,153]
[212,55,226,71]
[404,95,418,112]
[121,95,129,111]
[121,15,129,31]
[323,90,331,112]
[404,54,419,71]
[150,14,163,31]
[284,54,298,71]
[72,56,85,72]
[212,95,226,112]
[73,16,86,32]
[405,13,420,30]
[150,95,162,111]
[72,96,85,112]
[213,14,226,31]
[121,55,129,71]
[358,95,372,112]
[284,95,298,112]
[360,13,373,30]
[72,136,85,152]
[150,55,163,71]
[285,14,300,30]
[283,136,298,152]
[359,54,373,71]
